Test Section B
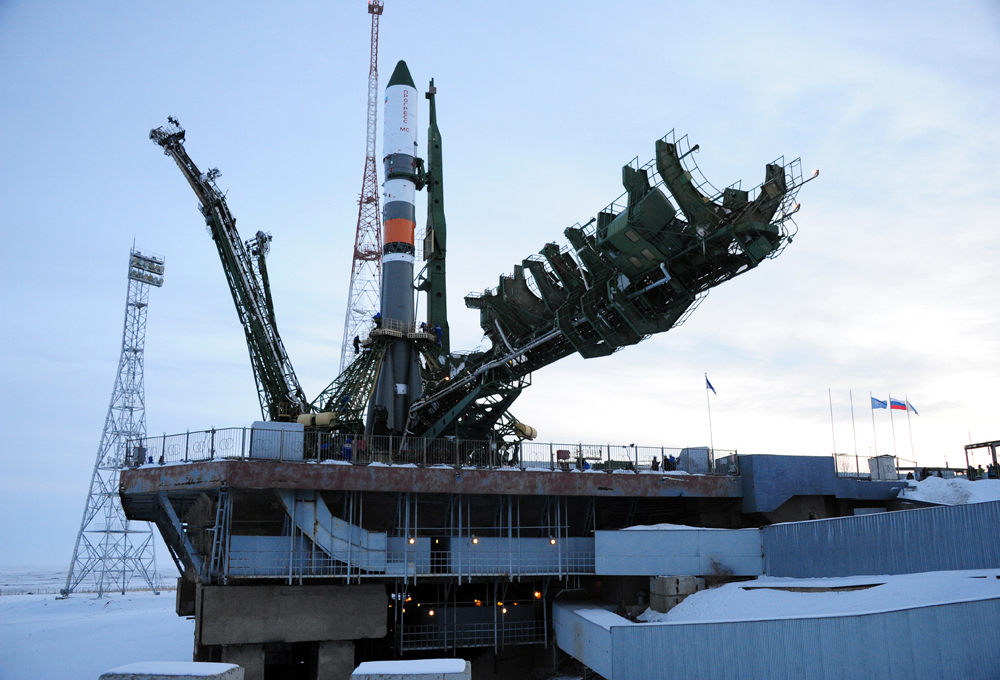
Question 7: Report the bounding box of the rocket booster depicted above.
[370,60,423,434]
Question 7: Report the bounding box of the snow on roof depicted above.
[622,523,731,531]
[101,661,239,677]
[637,569,1000,624]
[899,477,1000,505]
[353,658,469,675]
[575,606,632,630]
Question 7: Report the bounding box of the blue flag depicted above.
[871,397,887,410]
[706,375,716,395]
[906,400,919,416]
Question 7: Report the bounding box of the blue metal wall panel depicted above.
[594,528,762,576]
[552,602,616,679]
[763,501,1000,577]
[739,454,905,513]
[608,598,1000,680]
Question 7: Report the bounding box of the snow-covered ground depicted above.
[899,476,1000,505]
[636,569,1000,623]
[0,590,193,680]
[0,566,176,596]
[0,567,70,596]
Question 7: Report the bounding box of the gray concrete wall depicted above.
[221,645,264,680]
[317,641,354,680]
[196,584,386,646]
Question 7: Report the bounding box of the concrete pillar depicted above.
[221,644,265,680]
[317,640,354,680]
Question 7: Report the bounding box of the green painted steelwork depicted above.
[310,336,392,433]
[417,79,450,355]
[406,131,812,440]
[150,119,309,421]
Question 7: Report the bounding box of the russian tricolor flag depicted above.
[890,398,907,411]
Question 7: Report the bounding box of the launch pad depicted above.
[136,24,833,678]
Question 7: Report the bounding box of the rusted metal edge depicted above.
[120,461,743,499]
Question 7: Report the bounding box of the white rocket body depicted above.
[369,60,423,435]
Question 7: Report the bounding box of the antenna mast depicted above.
[339,1,385,373]
[62,248,164,597]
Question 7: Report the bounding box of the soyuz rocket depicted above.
[369,60,424,434]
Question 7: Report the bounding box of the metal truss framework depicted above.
[339,0,385,374]
[61,248,164,597]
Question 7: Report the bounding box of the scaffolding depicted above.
[61,248,164,597]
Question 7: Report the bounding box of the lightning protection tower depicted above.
[61,248,164,597]
[339,0,385,373]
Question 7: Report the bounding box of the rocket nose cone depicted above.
[387,60,416,89]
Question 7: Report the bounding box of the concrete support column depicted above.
[221,644,265,680]
[317,640,354,680]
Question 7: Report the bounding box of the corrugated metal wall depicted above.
[763,500,1000,578]
[608,598,1000,680]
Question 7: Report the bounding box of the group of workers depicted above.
[909,464,999,481]
[969,463,999,480]
[650,455,678,472]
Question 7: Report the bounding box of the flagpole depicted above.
[850,390,859,478]
[888,393,898,457]
[905,394,915,460]
[870,391,878,458]
[828,388,837,454]
[705,373,715,456]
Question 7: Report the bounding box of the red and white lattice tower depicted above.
[339,1,385,372]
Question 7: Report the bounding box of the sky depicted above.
[1,0,998,567]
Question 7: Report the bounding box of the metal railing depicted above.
[225,549,596,580]
[127,427,737,476]
[399,620,546,651]
[833,453,919,481]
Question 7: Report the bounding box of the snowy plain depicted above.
[0,589,193,680]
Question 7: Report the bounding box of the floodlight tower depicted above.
[61,248,164,597]
[339,0,385,373]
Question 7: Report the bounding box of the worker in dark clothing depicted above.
[353,335,360,354]
[434,324,443,347]
[373,312,382,329]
